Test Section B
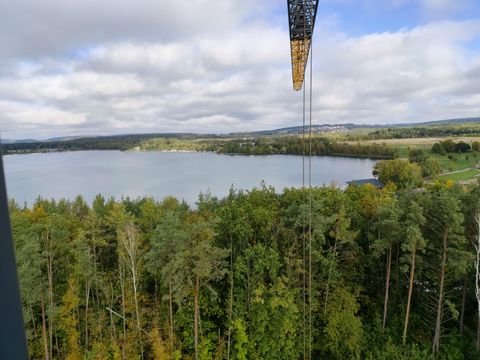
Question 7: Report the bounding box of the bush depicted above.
[440,140,456,153]
[472,141,480,152]
[433,140,472,154]
[432,143,445,154]
[455,141,471,153]
[421,158,441,177]
[409,149,428,163]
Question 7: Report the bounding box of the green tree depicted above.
[234,244,300,359]
[323,288,363,359]
[59,278,82,360]
[423,187,468,354]
[420,157,441,177]
[232,319,248,360]
[472,141,480,152]
[118,220,144,357]
[432,143,445,154]
[324,202,358,315]
[150,326,168,360]
[409,149,428,163]
[440,140,456,153]
[374,159,423,189]
[12,206,46,359]
[170,213,228,360]
[400,196,427,344]
[455,141,471,153]
[145,209,188,355]
[372,195,402,330]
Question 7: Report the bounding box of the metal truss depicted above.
[287,0,319,91]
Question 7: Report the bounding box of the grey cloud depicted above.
[0,0,257,59]
[1,2,480,139]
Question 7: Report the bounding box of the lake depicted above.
[4,151,377,205]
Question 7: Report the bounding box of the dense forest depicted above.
[11,181,480,359]
[213,137,395,159]
[363,124,480,141]
[1,134,215,154]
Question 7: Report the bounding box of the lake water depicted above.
[3,151,377,205]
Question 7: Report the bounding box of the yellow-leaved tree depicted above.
[59,277,82,360]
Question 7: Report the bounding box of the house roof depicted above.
[346,178,383,188]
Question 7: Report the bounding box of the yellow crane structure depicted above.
[287,0,319,91]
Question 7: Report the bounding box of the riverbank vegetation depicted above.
[11,181,480,359]
[210,137,395,158]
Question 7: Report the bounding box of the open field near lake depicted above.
[437,169,480,182]
[347,136,480,146]
[343,135,480,181]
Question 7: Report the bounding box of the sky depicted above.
[0,0,480,139]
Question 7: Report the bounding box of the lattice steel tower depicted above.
[287,0,319,91]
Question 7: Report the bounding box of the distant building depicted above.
[347,178,383,189]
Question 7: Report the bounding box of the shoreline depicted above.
[3,148,390,161]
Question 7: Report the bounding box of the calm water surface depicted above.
[4,151,377,205]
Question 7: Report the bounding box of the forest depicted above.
[11,180,480,359]
[363,124,480,141]
[1,134,214,154]
[213,137,395,159]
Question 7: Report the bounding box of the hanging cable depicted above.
[302,9,307,360]
[302,83,307,360]
[308,29,314,360]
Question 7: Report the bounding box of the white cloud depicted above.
[1,102,86,126]
[0,72,145,103]
[0,1,479,139]
[311,20,480,122]
[0,0,267,59]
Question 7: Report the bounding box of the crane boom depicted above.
[287,0,319,91]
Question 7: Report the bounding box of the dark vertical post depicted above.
[0,150,29,359]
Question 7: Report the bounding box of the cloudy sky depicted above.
[1,0,480,139]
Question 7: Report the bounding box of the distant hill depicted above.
[1,132,220,154]
[228,124,351,137]
[44,133,211,142]
[380,117,480,128]
[1,138,38,144]
[228,117,480,136]
[3,116,479,147]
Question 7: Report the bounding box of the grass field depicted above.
[345,136,480,181]
[432,153,480,172]
[437,169,480,182]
